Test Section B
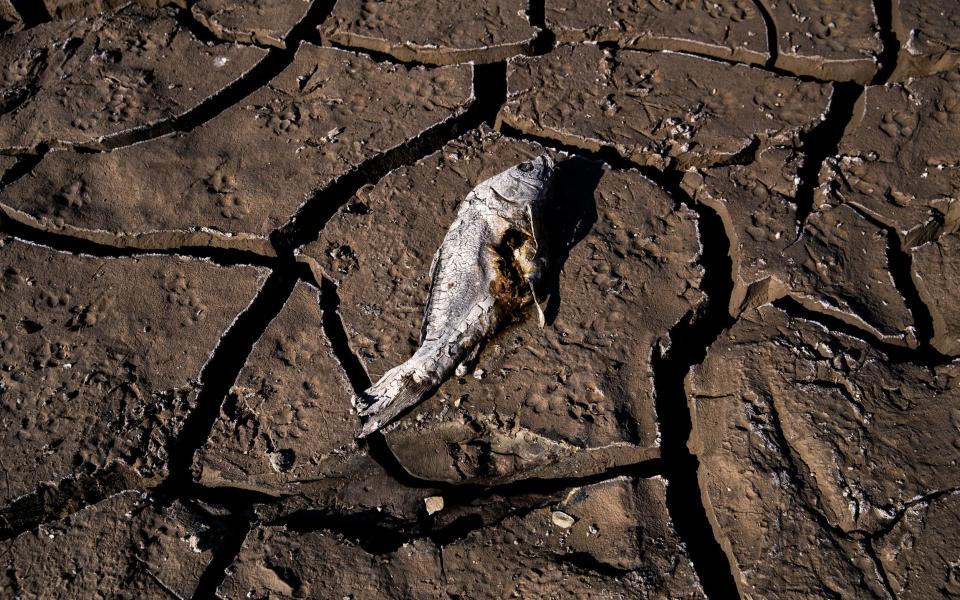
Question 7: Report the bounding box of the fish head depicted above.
[483,154,554,206]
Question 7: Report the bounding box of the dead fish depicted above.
[356,155,555,437]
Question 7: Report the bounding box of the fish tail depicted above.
[354,364,435,437]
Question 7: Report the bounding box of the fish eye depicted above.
[517,161,533,173]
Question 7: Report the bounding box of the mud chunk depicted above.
[40,0,185,20]
[500,44,831,169]
[424,495,444,515]
[0,0,20,33]
[823,69,960,248]
[302,127,703,484]
[192,0,311,48]
[546,0,769,65]
[194,282,356,494]
[892,0,960,79]
[544,477,700,579]
[436,477,704,598]
[875,491,960,599]
[220,527,442,598]
[321,0,538,65]
[194,279,443,516]
[761,0,881,82]
[1,491,213,598]
[0,237,266,507]
[688,305,960,598]
[0,45,472,252]
[0,2,264,152]
[684,147,916,347]
[0,155,15,177]
[222,477,704,599]
[912,230,960,356]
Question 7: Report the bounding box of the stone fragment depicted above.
[684,147,916,347]
[546,0,769,65]
[688,305,960,598]
[500,44,831,169]
[321,0,538,65]
[0,236,266,506]
[912,229,960,356]
[220,527,443,598]
[823,69,960,247]
[0,2,264,151]
[875,491,960,599]
[424,495,444,515]
[192,0,311,48]
[892,0,960,79]
[302,127,703,484]
[1,491,213,598]
[761,0,882,82]
[222,477,705,599]
[0,45,472,253]
[194,281,356,494]
[550,509,575,528]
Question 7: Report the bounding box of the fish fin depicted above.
[531,290,548,328]
[527,203,550,254]
[456,339,486,376]
[523,204,552,329]
[355,368,435,437]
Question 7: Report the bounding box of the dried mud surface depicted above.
[500,43,832,170]
[321,0,538,65]
[1,44,472,252]
[546,0,769,65]
[0,1,956,599]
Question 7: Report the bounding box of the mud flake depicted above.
[0,2,264,151]
[685,147,917,347]
[194,282,356,494]
[762,0,882,82]
[222,477,704,599]
[0,0,20,33]
[2,491,214,598]
[875,491,960,599]
[0,237,265,506]
[321,0,538,65]
[688,305,960,598]
[893,0,960,79]
[40,0,186,21]
[822,69,960,248]
[547,0,769,65]
[0,45,472,247]
[192,0,311,48]
[500,44,831,170]
[912,230,960,356]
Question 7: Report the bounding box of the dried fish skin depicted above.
[355,155,555,437]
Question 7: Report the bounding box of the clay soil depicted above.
[0,1,958,599]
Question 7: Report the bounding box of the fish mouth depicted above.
[514,155,554,184]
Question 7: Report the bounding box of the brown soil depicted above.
[0,1,957,599]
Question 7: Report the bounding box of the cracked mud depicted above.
[0,1,957,599]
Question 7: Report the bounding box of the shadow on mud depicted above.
[540,156,603,325]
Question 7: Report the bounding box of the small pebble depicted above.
[551,510,576,528]
[425,496,444,515]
